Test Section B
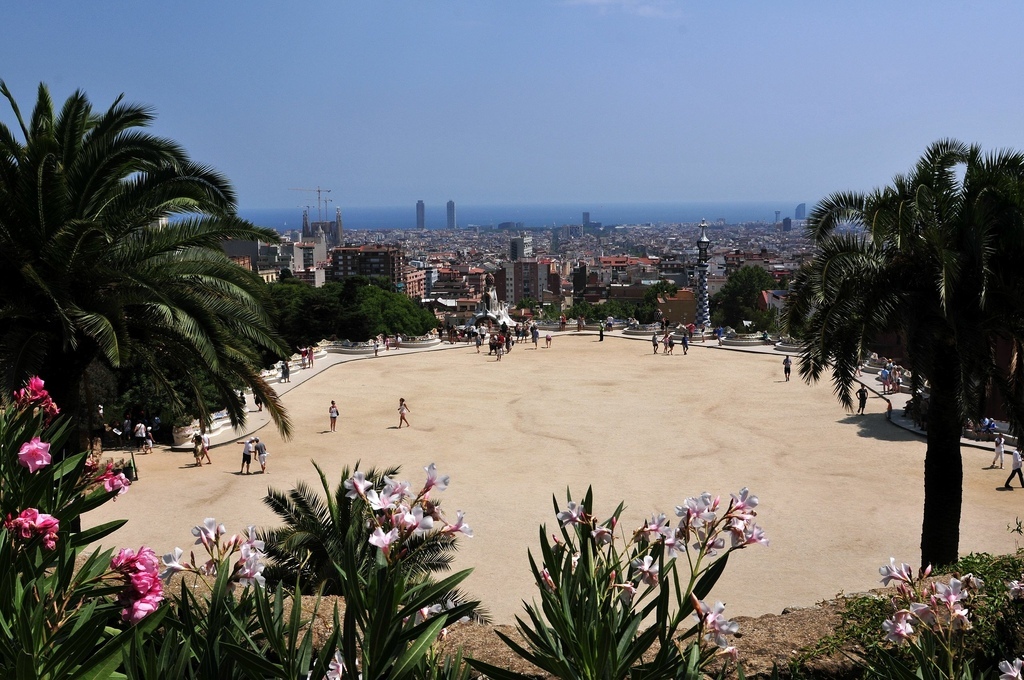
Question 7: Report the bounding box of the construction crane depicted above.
[289,186,332,223]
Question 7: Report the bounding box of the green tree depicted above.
[0,81,292,439]
[712,265,776,329]
[787,139,1024,568]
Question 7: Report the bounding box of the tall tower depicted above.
[583,211,590,227]
[336,207,344,245]
[416,200,425,230]
[695,219,711,329]
[774,210,781,224]
[795,203,806,220]
[447,200,456,229]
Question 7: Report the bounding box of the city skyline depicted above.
[3,3,1022,210]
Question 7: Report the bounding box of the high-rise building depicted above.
[330,244,407,291]
[509,234,533,261]
[583,212,591,226]
[795,203,806,221]
[446,200,456,229]
[416,200,425,230]
[782,217,792,232]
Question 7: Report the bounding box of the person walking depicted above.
[856,385,869,415]
[651,332,659,354]
[681,333,689,355]
[191,430,204,467]
[253,393,263,412]
[133,421,147,452]
[202,430,212,465]
[993,432,1006,469]
[475,332,482,353]
[598,325,604,342]
[398,398,411,428]
[239,438,253,475]
[1005,448,1024,488]
[253,437,269,474]
[783,355,792,382]
[329,400,340,432]
[281,361,290,383]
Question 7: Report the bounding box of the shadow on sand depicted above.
[840,414,923,443]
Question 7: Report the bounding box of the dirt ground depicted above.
[86,336,1020,625]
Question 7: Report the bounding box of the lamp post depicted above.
[695,219,711,329]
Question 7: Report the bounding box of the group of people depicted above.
[115,413,160,453]
[472,322,552,360]
[651,330,688,355]
[372,334,403,356]
[190,429,212,467]
[298,346,317,369]
[994,433,1024,490]
[878,359,905,395]
[326,398,411,431]
[238,436,269,475]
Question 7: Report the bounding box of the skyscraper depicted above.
[795,203,806,220]
[446,200,456,229]
[583,212,590,226]
[416,200,425,230]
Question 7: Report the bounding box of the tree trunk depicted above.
[920,349,964,568]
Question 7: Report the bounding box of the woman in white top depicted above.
[992,432,1006,469]
[398,398,411,429]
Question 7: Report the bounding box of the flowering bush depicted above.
[330,463,480,680]
[0,377,158,677]
[471,486,768,680]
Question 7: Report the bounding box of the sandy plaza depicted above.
[85,334,1019,624]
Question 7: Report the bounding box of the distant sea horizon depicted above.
[238,201,806,233]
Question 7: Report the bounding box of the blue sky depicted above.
[3,1,1023,210]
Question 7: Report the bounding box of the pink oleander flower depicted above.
[1000,658,1024,680]
[540,568,556,592]
[414,603,443,625]
[444,510,473,537]
[111,546,160,576]
[556,501,586,526]
[369,527,399,555]
[327,650,346,680]
[343,471,372,499]
[95,463,131,498]
[639,513,670,541]
[5,508,60,549]
[729,487,759,519]
[909,601,936,628]
[727,519,769,548]
[236,549,266,587]
[13,377,60,423]
[382,478,411,504]
[883,609,915,643]
[676,492,719,530]
[614,581,637,606]
[17,437,51,473]
[592,524,613,545]
[933,578,966,607]
[114,544,164,624]
[692,598,740,648]
[191,518,226,550]
[631,555,659,586]
[880,558,915,586]
[422,463,449,495]
[398,505,433,534]
[160,547,189,582]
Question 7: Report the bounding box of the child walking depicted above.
[398,398,411,429]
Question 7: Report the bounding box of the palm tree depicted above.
[0,81,291,438]
[260,462,463,593]
[787,139,1024,568]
